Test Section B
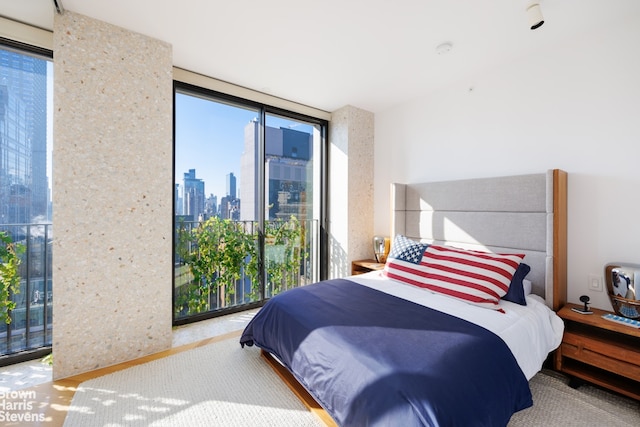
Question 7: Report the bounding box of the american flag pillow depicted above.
[385,243,524,311]
[419,245,524,310]
[383,235,431,285]
[387,234,429,264]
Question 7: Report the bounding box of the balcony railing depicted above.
[0,223,53,360]
[0,217,320,354]
[174,217,319,322]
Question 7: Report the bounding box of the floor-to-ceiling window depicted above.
[173,82,327,324]
[0,41,53,360]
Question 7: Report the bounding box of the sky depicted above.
[174,92,254,199]
[174,91,314,201]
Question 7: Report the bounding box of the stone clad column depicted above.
[52,11,173,379]
[329,105,374,278]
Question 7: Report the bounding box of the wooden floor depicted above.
[5,330,242,427]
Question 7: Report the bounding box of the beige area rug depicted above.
[509,369,639,427]
[63,335,324,427]
[65,335,639,427]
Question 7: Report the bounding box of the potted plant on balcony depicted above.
[188,217,258,311]
[1,231,24,324]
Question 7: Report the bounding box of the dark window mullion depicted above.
[257,108,266,301]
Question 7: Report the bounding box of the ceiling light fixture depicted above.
[52,0,65,15]
[526,3,544,30]
[436,42,453,55]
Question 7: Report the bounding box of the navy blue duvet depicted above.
[240,279,532,426]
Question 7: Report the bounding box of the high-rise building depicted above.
[226,172,236,198]
[182,169,205,220]
[219,195,240,220]
[240,120,312,221]
[0,49,49,225]
[204,194,217,217]
[174,183,183,215]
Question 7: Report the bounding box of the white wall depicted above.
[373,14,640,311]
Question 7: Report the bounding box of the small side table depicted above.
[555,303,640,401]
[351,259,385,275]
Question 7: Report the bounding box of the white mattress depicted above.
[349,271,565,380]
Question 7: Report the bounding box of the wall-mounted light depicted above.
[527,3,544,30]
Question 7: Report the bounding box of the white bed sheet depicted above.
[348,271,564,380]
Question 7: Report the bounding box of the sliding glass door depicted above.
[262,113,323,298]
[173,83,326,324]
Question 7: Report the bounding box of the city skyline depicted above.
[1,48,53,225]
[174,91,251,200]
[174,90,314,202]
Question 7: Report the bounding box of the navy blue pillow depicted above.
[502,262,531,306]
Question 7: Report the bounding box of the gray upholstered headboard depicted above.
[390,169,567,310]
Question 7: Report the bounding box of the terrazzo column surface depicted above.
[52,11,173,379]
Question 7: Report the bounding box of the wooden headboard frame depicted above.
[390,169,567,310]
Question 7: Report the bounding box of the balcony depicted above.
[0,223,53,362]
[174,217,319,324]
[1,217,319,358]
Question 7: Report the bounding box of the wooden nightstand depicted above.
[351,259,385,275]
[556,303,640,400]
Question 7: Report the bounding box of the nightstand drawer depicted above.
[560,335,640,382]
[562,332,640,365]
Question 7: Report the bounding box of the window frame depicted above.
[0,37,54,363]
[172,80,329,326]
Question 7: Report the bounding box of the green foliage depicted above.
[175,217,258,316]
[174,216,305,318]
[263,216,304,296]
[0,231,25,324]
[42,353,53,366]
[192,217,258,307]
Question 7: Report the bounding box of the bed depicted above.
[240,169,568,426]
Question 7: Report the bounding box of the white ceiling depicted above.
[1,0,638,113]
